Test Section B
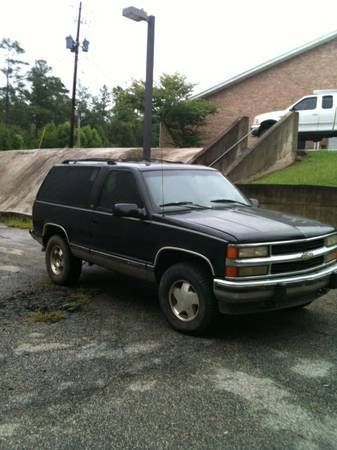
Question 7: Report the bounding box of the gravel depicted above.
[1,225,337,450]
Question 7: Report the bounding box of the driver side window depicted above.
[97,170,142,210]
[293,97,317,111]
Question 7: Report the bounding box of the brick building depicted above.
[161,30,337,147]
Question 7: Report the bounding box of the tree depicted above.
[107,74,216,148]
[0,38,28,125]
[27,60,70,136]
[108,83,144,147]
[156,73,217,147]
[0,122,24,150]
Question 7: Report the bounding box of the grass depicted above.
[26,310,65,323]
[254,151,337,187]
[61,289,92,312]
[25,287,93,323]
[0,215,32,229]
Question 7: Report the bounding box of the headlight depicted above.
[227,245,269,259]
[238,246,269,258]
[324,251,337,263]
[238,265,268,276]
[325,234,337,247]
[225,264,268,278]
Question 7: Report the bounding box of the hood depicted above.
[168,206,334,243]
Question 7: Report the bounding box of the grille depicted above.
[271,256,325,275]
[272,239,325,256]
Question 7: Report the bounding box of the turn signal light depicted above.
[226,246,238,260]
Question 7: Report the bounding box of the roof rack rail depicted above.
[62,158,117,165]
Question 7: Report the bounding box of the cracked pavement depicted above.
[0,224,337,449]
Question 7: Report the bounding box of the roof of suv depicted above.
[59,159,214,172]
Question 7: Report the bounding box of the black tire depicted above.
[298,137,306,149]
[45,235,82,285]
[258,122,274,136]
[158,263,217,334]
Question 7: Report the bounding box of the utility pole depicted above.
[69,2,82,148]
[76,111,81,148]
[66,3,89,148]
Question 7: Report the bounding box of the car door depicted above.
[89,168,156,278]
[319,95,336,131]
[292,96,318,132]
[90,168,149,257]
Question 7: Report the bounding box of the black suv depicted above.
[31,159,337,333]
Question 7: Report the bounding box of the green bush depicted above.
[0,123,25,150]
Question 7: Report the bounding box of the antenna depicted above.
[161,145,165,216]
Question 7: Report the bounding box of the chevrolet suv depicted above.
[30,159,337,334]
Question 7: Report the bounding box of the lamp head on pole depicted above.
[122,6,148,22]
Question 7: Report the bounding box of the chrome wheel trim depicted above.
[50,246,64,276]
[168,280,200,322]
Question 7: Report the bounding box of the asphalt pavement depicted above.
[0,224,337,450]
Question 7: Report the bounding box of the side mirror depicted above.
[113,203,147,219]
[250,198,259,207]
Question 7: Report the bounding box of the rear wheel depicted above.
[298,136,306,149]
[46,235,82,285]
[158,263,217,334]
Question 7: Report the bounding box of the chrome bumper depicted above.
[214,263,337,314]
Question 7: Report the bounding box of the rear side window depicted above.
[97,170,142,210]
[322,95,333,109]
[38,166,99,208]
[293,97,317,111]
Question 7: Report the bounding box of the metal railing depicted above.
[208,129,254,167]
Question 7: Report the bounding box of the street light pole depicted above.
[122,7,155,162]
[143,15,155,162]
[69,2,82,148]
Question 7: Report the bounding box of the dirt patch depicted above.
[0,284,96,322]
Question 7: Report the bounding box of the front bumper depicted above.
[250,125,260,137]
[214,263,337,314]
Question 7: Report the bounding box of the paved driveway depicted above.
[1,224,337,449]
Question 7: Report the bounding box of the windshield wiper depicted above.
[159,201,210,209]
[210,199,247,206]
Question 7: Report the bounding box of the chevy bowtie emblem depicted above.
[302,251,314,260]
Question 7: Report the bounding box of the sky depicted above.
[1,0,337,97]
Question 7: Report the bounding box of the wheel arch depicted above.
[154,247,215,283]
[259,120,277,135]
[43,223,70,247]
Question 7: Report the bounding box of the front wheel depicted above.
[158,263,217,334]
[45,235,82,285]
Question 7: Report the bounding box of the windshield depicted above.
[143,169,249,209]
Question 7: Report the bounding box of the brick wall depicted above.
[195,38,337,146]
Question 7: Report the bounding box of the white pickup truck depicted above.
[251,90,337,143]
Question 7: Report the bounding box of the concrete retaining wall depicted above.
[228,112,298,183]
[189,117,249,174]
[0,147,201,215]
[239,183,337,227]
